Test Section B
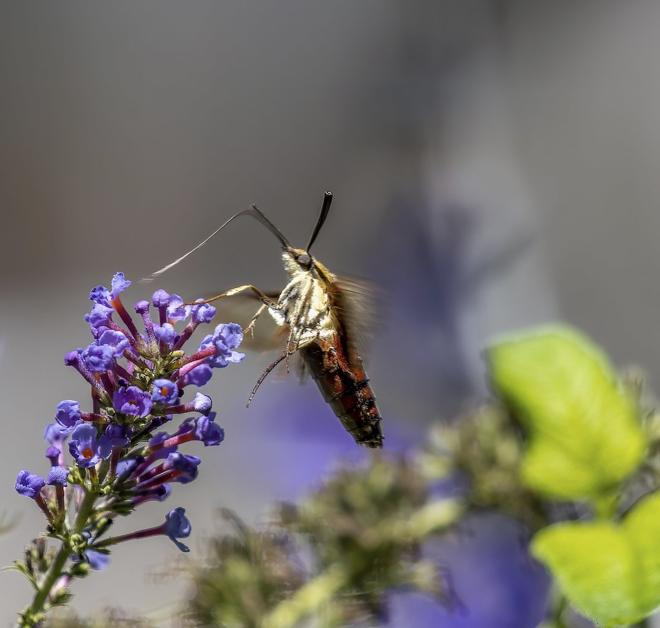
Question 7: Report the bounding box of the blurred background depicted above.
[1,1,659,625]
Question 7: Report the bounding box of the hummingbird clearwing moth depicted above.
[148,192,383,448]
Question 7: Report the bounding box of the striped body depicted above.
[268,250,383,448]
[301,335,383,448]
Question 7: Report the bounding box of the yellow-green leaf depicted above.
[532,492,660,626]
[487,325,645,500]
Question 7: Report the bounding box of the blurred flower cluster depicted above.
[424,406,551,534]
[13,273,244,627]
[184,456,461,628]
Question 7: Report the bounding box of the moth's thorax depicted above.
[268,251,335,344]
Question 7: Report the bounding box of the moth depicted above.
[150,192,383,448]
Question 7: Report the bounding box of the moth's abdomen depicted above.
[301,335,383,448]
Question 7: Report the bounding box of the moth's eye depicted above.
[297,253,312,270]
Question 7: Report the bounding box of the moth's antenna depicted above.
[306,191,333,253]
[249,204,291,250]
[143,206,290,281]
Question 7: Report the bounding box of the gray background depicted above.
[1,1,659,625]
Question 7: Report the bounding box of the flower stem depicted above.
[95,523,164,547]
[74,488,97,532]
[20,489,98,626]
[19,544,71,627]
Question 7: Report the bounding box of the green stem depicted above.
[263,564,347,628]
[19,489,98,626]
[74,489,98,533]
[19,544,71,627]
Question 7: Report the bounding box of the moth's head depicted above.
[283,247,314,273]
[281,192,334,276]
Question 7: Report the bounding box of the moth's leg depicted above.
[188,284,276,306]
[247,352,287,407]
[187,284,278,337]
[244,303,268,338]
[186,284,277,337]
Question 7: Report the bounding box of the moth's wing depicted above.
[194,289,285,352]
[330,276,381,364]
[294,352,309,383]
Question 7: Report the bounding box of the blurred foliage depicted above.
[0,511,18,534]
[46,608,154,627]
[185,456,461,628]
[436,325,660,627]
[185,510,305,627]
[426,406,549,532]
[487,325,646,502]
[533,492,660,626]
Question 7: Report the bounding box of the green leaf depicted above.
[487,325,646,500]
[532,491,660,626]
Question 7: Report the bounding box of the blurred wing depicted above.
[330,276,380,363]
[295,352,309,383]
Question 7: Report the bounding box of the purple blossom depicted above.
[82,343,115,373]
[15,471,46,499]
[141,484,171,502]
[191,300,216,324]
[154,323,177,347]
[99,424,129,451]
[116,458,140,480]
[45,446,61,466]
[44,423,70,447]
[151,379,179,405]
[200,323,245,368]
[55,400,81,428]
[182,364,213,387]
[69,424,108,468]
[134,300,150,315]
[152,289,171,308]
[98,329,130,356]
[194,414,224,446]
[180,413,224,446]
[164,507,191,552]
[113,386,152,418]
[89,285,111,306]
[85,549,110,570]
[147,432,178,460]
[110,272,131,297]
[64,350,82,367]
[85,303,113,329]
[15,273,232,598]
[193,393,212,415]
[166,295,190,322]
[47,466,68,486]
[164,453,201,484]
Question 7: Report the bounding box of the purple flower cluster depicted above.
[15,273,243,577]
